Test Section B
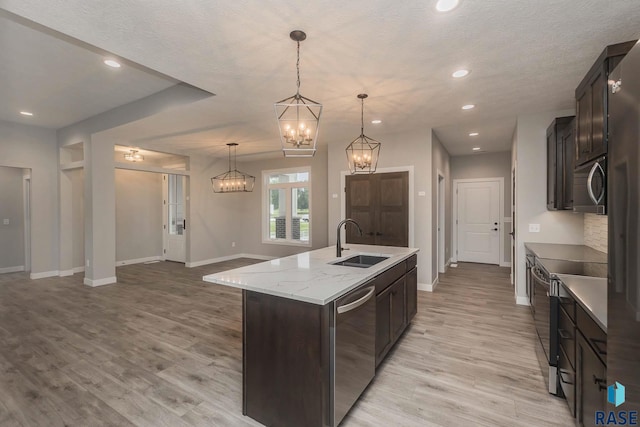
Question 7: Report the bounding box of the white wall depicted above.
[431,132,451,281]
[0,120,59,276]
[328,129,433,286]
[0,166,25,270]
[514,109,584,302]
[68,168,84,270]
[451,151,512,264]
[187,155,245,265]
[115,169,163,263]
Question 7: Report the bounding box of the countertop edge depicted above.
[557,275,607,332]
[203,247,419,306]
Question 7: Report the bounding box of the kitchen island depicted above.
[203,245,419,427]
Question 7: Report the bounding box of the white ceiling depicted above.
[2,1,640,157]
[0,12,178,129]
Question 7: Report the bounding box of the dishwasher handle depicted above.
[337,287,375,314]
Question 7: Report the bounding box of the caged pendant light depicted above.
[345,94,381,174]
[274,30,322,158]
[211,143,255,193]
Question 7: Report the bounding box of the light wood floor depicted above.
[0,261,574,426]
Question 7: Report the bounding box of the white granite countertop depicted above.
[202,245,419,305]
[556,274,607,331]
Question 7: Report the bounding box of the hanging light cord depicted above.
[296,40,301,96]
[360,97,365,136]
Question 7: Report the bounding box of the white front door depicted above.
[456,180,500,265]
[163,174,186,263]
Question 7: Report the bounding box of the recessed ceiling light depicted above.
[436,0,460,12]
[103,59,121,68]
[462,104,475,110]
[20,111,33,116]
[469,132,479,136]
[472,147,481,151]
[452,69,470,78]
[371,119,382,124]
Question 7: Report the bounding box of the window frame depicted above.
[262,166,312,247]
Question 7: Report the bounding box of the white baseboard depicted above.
[116,256,163,267]
[516,296,529,306]
[186,253,275,268]
[0,265,24,274]
[84,276,117,287]
[418,276,439,292]
[30,270,59,280]
[59,266,86,277]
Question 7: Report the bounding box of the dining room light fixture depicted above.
[124,149,144,162]
[274,30,322,158]
[211,143,255,193]
[345,94,381,175]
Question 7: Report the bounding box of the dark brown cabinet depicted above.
[406,267,417,322]
[547,116,575,210]
[577,332,607,427]
[560,282,608,426]
[375,255,417,367]
[574,41,636,167]
[243,254,418,427]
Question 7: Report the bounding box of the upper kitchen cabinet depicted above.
[574,40,636,167]
[547,116,575,210]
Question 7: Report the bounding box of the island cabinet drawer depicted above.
[372,262,406,294]
[406,254,417,272]
[576,305,606,365]
[558,346,576,418]
[558,305,576,368]
[558,286,576,322]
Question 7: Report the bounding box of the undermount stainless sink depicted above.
[331,255,389,268]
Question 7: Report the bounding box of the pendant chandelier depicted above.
[211,143,255,193]
[274,30,322,158]
[124,149,144,162]
[345,94,381,174]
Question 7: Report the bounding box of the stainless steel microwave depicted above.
[573,156,606,214]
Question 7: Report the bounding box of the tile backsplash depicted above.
[584,213,608,253]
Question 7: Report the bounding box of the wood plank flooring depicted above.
[0,261,574,426]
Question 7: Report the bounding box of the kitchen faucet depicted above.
[336,219,363,257]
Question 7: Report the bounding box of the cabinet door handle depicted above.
[591,338,607,356]
[375,232,383,236]
[559,369,574,385]
[558,328,572,340]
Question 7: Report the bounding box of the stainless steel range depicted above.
[528,256,607,395]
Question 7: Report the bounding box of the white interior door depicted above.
[456,180,500,265]
[164,174,186,263]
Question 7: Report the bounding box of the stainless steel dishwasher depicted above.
[333,284,376,426]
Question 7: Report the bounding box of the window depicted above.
[263,167,311,245]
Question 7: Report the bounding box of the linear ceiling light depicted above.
[211,143,255,193]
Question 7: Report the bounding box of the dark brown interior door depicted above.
[345,172,409,247]
[345,174,376,245]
